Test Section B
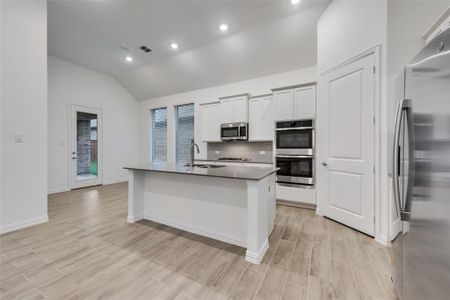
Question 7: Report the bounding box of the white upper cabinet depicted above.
[200,102,221,142]
[220,99,234,124]
[232,96,248,123]
[249,95,274,141]
[273,84,316,121]
[261,96,274,140]
[219,94,249,123]
[294,85,316,120]
[274,89,294,121]
[249,98,260,140]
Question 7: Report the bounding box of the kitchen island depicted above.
[124,163,277,264]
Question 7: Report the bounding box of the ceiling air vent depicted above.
[139,45,152,53]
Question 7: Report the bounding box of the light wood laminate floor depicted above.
[0,182,396,300]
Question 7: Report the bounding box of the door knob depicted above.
[321,162,328,166]
[72,157,77,160]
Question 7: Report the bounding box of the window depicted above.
[175,103,195,163]
[151,107,167,162]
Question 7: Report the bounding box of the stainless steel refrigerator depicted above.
[393,25,450,300]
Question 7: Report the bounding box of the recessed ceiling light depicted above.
[291,0,301,4]
[170,42,179,50]
[125,55,133,62]
[219,23,229,32]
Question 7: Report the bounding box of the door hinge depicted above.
[374,216,376,224]
[373,66,376,74]
[373,165,375,174]
[373,116,375,124]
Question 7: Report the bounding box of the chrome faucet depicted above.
[189,139,200,168]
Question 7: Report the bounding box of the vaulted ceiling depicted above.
[48,0,330,100]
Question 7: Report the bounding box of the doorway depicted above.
[70,105,103,189]
[318,52,376,236]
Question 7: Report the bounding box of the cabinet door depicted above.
[220,99,234,124]
[210,103,221,141]
[274,89,294,121]
[261,96,274,141]
[294,85,316,119]
[201,103,220,142]
[248,98,261,141]
[232,96,249,122]
[201,104,212,142]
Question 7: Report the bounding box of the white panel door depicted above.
[220,99,233,123]
[260,96,274,140]
[318,53,375,236]
[294,85,316,119]
[232,96,248,122]
[274,89,294,121]
[249,98,261,140]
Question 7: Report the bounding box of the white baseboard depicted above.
[127,214,144,223]
[48,187,70,195]
[142,213,247,248]
[277,199,316,210]
[245,238,269,264]
[375,235,392,247]
[0,215,49,235]
[48,179,128,195]
[103,178,128,185]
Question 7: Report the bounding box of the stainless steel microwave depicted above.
[221,122,248,141]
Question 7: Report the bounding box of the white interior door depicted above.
[70,105,103,189]
[318,53,375,236]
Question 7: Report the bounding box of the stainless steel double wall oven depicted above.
[275,119,315,186]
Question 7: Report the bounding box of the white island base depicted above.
[127,169,276,264]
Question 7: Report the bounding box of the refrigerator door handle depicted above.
[402,99,414,222]
[393,99,404,218]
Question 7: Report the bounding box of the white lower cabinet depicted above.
[249,95,274,141]
[276,184,316,205]
[200,102,221,142]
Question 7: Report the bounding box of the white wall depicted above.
[48,56,140,193]
[317,0,387,74]
[388,0,450,77]
[139,66,317,164]
[317,0,390,245]
[1,0,48,233]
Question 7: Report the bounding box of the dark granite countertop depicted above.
[195,159,273,164]
[124,163,278,181]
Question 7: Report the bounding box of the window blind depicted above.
[175,104,195,163]
[151,107,167,162]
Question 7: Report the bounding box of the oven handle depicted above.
[275,155,314,158]
[275,127,314,131]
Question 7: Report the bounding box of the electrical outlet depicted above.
[215,151,220,154]
[259,151,266,155]
[14,133,24,143]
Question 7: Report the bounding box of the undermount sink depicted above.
[185,163,226,168]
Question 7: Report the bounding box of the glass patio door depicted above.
[70,105,102,189]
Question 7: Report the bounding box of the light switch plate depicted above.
[14,133,24,143]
